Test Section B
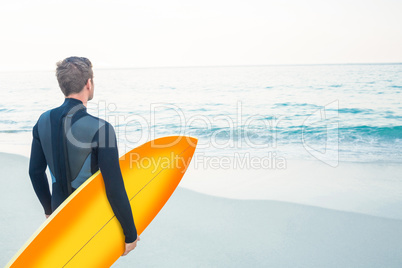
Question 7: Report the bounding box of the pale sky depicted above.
[0,0,401,71]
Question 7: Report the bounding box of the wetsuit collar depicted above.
[63,97,84,105]
[62,97,87,111]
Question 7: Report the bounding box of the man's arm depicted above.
[96,122,138,244]
[29,123,52,216]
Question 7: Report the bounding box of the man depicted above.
[28,56,139,256]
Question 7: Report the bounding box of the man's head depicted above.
[56,57,94,100]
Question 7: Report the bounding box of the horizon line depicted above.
[1,62,401,73]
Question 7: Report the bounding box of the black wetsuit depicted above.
[28,97,137,243]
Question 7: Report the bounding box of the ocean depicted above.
[1,64,401,163]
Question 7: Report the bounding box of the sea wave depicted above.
[182,124,402,144]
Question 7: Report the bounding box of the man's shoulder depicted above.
[36,109,52,125]
[36,104,63,122]
[77,113,110,129]
[33,108,56,136]
[84,113,107,124]
[71,114,116,137]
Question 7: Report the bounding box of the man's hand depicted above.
[45,214,50,219]
[122,236,140,256]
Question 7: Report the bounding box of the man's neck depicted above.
[65,95,88,107]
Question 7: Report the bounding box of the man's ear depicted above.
[86,78,92,89]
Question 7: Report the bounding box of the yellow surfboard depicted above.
[7,135,198,268]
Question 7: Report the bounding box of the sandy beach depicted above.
[1,152,402,267]
[181,155,402,220]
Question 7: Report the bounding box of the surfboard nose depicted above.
[149,135,197,149]
[186,136,198,148]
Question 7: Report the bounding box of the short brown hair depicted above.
[55,57,93,96]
